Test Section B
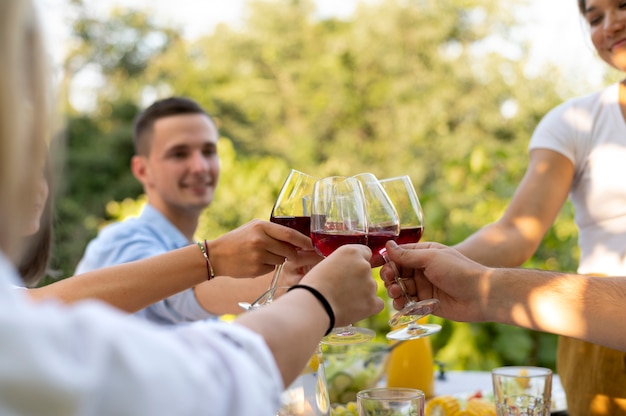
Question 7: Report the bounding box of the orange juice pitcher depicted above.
[385,327,435,398]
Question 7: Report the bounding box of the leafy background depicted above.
[47,0,619,372]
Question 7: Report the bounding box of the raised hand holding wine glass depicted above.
[238,169,317,310]
[310,176,376,345]
[379,175,441,341]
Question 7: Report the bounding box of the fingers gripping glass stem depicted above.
[381,249,441,341]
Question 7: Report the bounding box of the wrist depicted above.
[204,239,220,277]
[196,241,215,280]
[483,267,514,324]
[287,284,335,336]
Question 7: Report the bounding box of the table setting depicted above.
[321,341,567,416]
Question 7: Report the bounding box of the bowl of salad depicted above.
[322,342,391,406]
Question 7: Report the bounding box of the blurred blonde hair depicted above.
[0,0,49,263]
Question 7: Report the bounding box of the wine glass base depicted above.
[386,323,442,341]
[321,327,375,345]
[388,298,439,328]
[238,302,253,311]
[238,288,275,311]
[238,301,269,311]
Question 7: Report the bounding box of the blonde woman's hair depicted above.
[0,0,50,263]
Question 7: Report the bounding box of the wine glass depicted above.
[310,176,375,345]
[238,169,317,310]
[353,173,400,266]
[379,175,441,341]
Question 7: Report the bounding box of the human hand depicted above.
[278,249,323,287]
[380,241,491,322]
[206,219,314,278]
[301,245,384,327]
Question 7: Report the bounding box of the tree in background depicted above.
[52,0,597,370]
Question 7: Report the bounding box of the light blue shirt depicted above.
[75,204,216,324]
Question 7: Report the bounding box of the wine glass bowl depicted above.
[353,173,400,264]
[379,175,424,245]
[269,170,316,236]
[311,177,369,258]
[310,176,375,345]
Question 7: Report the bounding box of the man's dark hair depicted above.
[133,97,210,155]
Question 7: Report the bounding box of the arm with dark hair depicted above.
[381,241,626,352]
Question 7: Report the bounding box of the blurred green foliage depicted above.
[50,0,597,372]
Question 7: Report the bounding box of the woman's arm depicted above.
[32,221,319,315]
[3,245,383,415]
[29,244,208,312]
[454,149,574,267]
[237,244,384,383]
[36,244,383,386]
[194,249,322,315]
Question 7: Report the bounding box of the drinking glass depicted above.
[379,175,441,341]
[492,366,552,416]
[238,169,317,310]
[310,176,375,345]
[357,387,424,416]
[352,173,400,266]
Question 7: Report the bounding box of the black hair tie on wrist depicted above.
[287,284,335,336]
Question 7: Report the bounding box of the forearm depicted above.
[30,245,208,312]
[194,273,274,315]
[454,222,539,267]
[235,289,329,386]
[488,269,626,351]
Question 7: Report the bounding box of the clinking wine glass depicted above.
[238,169,317,311]
[353,173,400,266]
[310,176,376,345]
[379,175,441,341]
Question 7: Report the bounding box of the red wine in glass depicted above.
[311,231,367,257]
[367,230,400,255]
[396,226,424,245]
[353,173,401,266]
[270,216,311,237]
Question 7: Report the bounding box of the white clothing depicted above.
[529,82,626,276]
[0,254,283,415]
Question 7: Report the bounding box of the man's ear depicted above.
[131,155,149,185]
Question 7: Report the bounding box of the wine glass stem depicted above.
[264,262,285,304]
[381,250,414,305]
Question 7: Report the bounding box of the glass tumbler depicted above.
[357,387,424,416]
[492,366,552,416]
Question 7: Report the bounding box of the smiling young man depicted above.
[75,97,317,324]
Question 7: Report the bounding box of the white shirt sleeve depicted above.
[528,99,580,164]
[0,257,283,416]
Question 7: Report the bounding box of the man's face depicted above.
[134,113,220,217]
